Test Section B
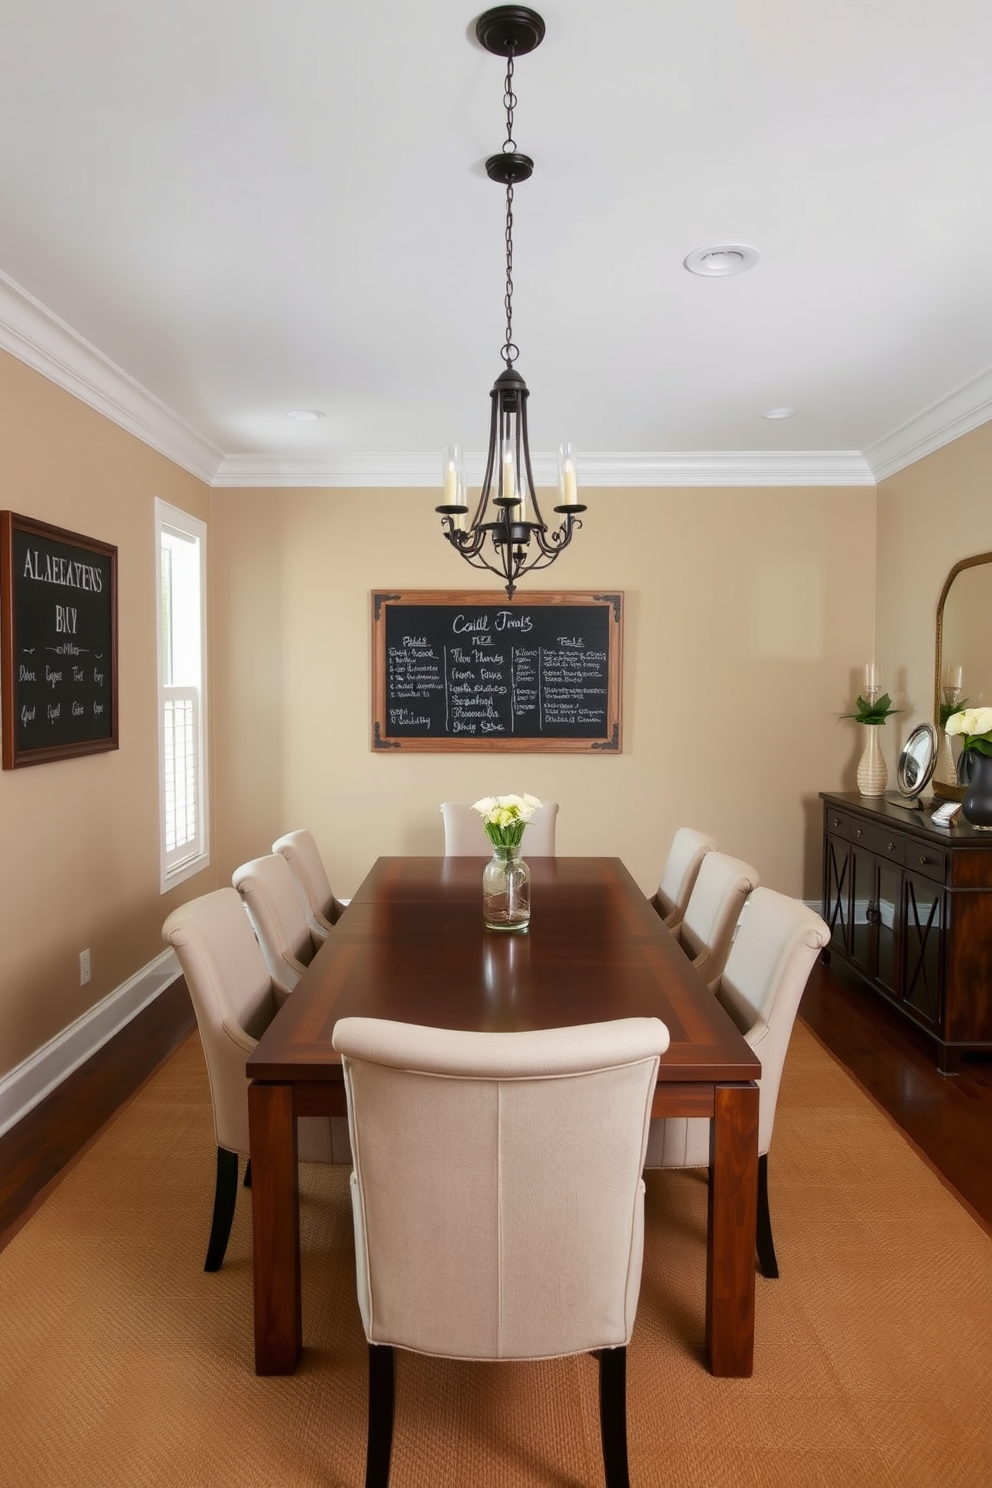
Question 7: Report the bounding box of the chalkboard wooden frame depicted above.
[371,589,622,753]
[1,511,119,769]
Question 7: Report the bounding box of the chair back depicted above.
[678,851,760,990]
[717,887,830,1153]
[441,800,559,856]
[272,828,338,935]
[232,853,319,995]
[332,1016,669,1361]
[162,888,277,1154]
[645,887,829,1167]
[654,826,718,927]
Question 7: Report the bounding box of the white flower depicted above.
[946,707,992,739]
[471,796,498,817]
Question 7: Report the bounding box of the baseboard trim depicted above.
[0,949,182,1139]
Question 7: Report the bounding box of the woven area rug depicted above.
[1,1019,989,1488]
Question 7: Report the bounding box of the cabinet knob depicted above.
[832,817,841,827]
[888,842,895,851]
[856,828,863,838]
[919,854,928,865]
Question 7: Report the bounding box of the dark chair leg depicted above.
[365,1343,395,1488]
[597,1346,630,1488]
[243,1158,252,1189]
[756,1151,779,1279]
[204,1146,239,1272]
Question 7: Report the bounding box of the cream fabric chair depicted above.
[652,826,718,929]
[332,1015,670,1488]
[272,828,343,938]
[162,888,349,1271]
[440,799,559,856]
[674,850,760,992]
[232,852,322,997]
[645,887,830,1278]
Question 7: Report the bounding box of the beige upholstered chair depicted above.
[162,888,349,1271]
[332,1015,670,1488]
[272,828,343,938]
[651,826,718,929]
[440,799,559,856]
[645,887,830,1278]
[674,850,760,992]
[232,852,322,997]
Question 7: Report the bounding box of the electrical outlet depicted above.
[79,949,91,986]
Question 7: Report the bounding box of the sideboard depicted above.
[820,791,992,1074]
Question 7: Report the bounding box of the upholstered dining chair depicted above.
[232,852,322,997]
[674,850,760,992]
[162,888,349,1271]
[645,887,830,1278]
[440,799,559,856]
[651,826,718,929]
[272,828,344,937]
[332,1014,671,1488]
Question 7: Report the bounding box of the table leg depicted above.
[248,1080,301,1375]
[705,1081,759,1377]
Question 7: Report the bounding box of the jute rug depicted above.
[1,1020,989,1488]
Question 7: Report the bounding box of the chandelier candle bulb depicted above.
[558,443,578,506]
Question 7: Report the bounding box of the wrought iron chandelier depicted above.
[436,5,585,600]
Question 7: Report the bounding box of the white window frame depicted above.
[155,499,209,891]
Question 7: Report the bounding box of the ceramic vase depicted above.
[961,748,992,829]
[856,725,887,797]
[482,844,531,931]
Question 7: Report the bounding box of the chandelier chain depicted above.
[502,53,519,368]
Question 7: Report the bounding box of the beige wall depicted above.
[11,326,989,1091]
[876,421,992,750]
[0,351,214,1080]
[210,483,876,910]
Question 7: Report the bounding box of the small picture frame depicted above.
[1,511,119,769]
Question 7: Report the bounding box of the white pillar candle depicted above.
[501,444,515,504]
[864,662,879,694]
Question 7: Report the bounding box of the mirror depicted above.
[896,723,937,802]
[933,551,992,799]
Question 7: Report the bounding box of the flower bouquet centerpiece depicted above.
[945,707,992,827]
[472,793,541,931]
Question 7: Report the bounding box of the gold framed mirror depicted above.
[932,551,992,799]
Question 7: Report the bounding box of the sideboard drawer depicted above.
[852,821,905,863]
[907,843,947,883]
[825,808,851,839]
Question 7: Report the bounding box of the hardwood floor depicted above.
[0,977,195,1250]
[800,955,992,1232]
[1,958,990,1251]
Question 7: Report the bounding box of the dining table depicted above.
[246,855,761,1378]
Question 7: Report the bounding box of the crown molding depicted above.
[3,264,990,492]
[213,448,875,489]
[0,270,223,485]
[864,365,992,483]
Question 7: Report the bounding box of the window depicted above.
[155,500,208,889]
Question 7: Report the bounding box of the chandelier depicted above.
[436,5,585,601]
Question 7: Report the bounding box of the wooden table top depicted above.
[247,856,760,1087]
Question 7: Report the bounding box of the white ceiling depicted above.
[2,0,992,488]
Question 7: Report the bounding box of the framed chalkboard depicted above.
[371,590,622,752]
[1,512,119,769]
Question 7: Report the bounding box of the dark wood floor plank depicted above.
[800,956,992,1231]
[0,977,195,1248]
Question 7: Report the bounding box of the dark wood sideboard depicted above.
[820,792,992,1074]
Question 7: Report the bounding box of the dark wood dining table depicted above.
[246,855,760,1378]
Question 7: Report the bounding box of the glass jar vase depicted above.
[482,844,531,932]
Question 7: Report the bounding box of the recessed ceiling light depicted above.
[683,244,759,277]
[762,407,796,420]
[287,408,325,422]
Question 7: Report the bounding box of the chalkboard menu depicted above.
[371,590,622,752]
[1,512,118,769]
